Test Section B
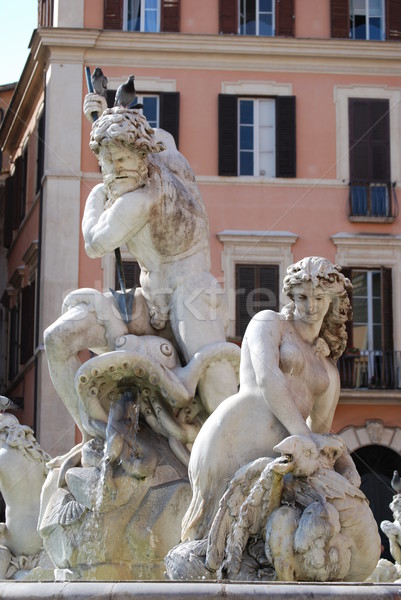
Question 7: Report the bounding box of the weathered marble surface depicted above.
[44,104,239,445]
[367,493,401,583]
[168,258,381,582]
[40,100,239,577]
[166,433,380,582]
[0,413,51,579]
[381,494,401,566]
[0,581,400,599]
[39,424,191,580]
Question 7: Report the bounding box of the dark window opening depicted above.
[352,444,400,561]
[235,263,279,337]
[348,98,397,219]
[115,260,141,290]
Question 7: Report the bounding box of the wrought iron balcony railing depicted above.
[338,350,401,390]
[347,181,399,220]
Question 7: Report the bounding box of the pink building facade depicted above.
[1,0,401,554]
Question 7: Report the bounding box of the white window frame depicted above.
[239,0,275,36]
[352,268,382,352]
[334,85,401,183]
[332,232,401,352]
[123,0,161,32]
[238,97,276,177]
[350,0,385,41]
[217,230,298,337]
[137,94,160,128]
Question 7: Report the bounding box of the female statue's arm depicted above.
[307,368,360,486]
[307,373,340,434]
[246,312,311,437]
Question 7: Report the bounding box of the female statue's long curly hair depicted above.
[282,256,352,362]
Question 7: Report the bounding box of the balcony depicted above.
[338,351,401,390]
[347,182,398,222]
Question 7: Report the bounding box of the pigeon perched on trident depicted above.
[114,75,143,109]
[91,67,108,99]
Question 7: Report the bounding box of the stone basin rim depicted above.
[0,580,400,600]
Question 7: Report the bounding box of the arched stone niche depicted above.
[339,420,401,455]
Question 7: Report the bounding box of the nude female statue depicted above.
[181,256,360,541]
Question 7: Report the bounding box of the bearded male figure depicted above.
[44,106,238,441]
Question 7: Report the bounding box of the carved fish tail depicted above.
[206,485,234,570]
[224,520,249,576]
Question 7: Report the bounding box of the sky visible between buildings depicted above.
[0,0,38,87]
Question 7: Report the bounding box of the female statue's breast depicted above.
[279,340,305,376]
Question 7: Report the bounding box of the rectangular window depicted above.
[8,303,20,382]
[36,111,45,194]
[239,0,275,36]
[238,98,276,176]
[220,0,294,36]
[348,98,393,219]
[105,0,180,32]
[332,0,401,40]
[219,94,295,178]
[350,0,385,40]
[124,0,160,32]
[14,151,28,229]
[138,94,160,128]
[339,267,394,388]
[20,282,36,365]
[352,269,382,351]
[235,264,279,337]
[115,260,141,290]
[3,176,14,249]
[349,183,392,217]
[106,91,179,146]
[38,0,54,27]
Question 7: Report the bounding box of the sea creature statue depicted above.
[0,413,51,579]
[75,334,240,467]
[165,433,381,582]
[39,332,239,580]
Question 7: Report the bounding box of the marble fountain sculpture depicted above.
[0,88,382,585]
[165,257,381,582]
[366,475,401,583]
[0,413,51,579]
[39,98,241,580]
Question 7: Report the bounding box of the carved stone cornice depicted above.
[28,29,401,78]
[2,27,400,154]
[9,266,25,290]
[22,240,39,269]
